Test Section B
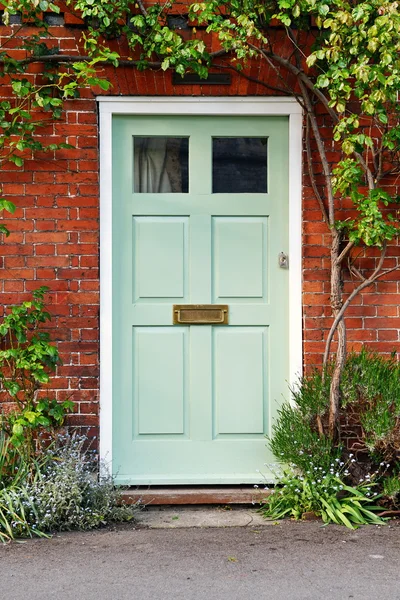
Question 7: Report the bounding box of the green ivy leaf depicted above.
[0,199,16,214]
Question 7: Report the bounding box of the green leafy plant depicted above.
[341,349,400,462]
[262,462,386,530]
[0,435,48,542]
[0,485,48,543]
[267,349,400,523]
[271,350,400,476]
[0,433,137,543]
[0,288,73,452]
[382,475,400,508]
[0,432,18,487]
[6,398,74,449]
[24,433,136,532]
[269,368,340,473]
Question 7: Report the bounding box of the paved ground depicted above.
[1,507,400,600]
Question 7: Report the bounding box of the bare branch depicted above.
[258,47,379,191]
[0,49,229,69]
[348,262,366,282]
[354,152,375,190]
[212,62,293,95]
[258,49,338,123]
[336,240,354,265]
[299,79,335,225]
[137,0,148,17]
[368,262,400,282]
[251,46,306,108]
[323,243,390,364]
[305,114,330,226]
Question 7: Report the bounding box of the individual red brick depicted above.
[27,256,70,267]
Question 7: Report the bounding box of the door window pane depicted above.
[212,137,268,193]
[134,137,189,193]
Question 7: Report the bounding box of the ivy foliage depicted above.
[0,0,118,233]
[0,287,73,450]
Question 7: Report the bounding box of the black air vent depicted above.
[172,72,232,85]
[44,13,65,26]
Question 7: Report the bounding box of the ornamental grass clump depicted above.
[262,459,386,529]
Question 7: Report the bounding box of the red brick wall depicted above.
[0,11,398,442]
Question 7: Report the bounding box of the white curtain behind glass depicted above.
[134,138,184,193]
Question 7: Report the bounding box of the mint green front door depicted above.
[112,115,289,484]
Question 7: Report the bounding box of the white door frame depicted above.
[98,96,303,468]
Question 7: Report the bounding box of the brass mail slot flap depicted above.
[173,304,228,325]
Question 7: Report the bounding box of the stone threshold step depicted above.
[121,486,270,506]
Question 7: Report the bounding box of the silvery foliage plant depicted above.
[14,433,136,536]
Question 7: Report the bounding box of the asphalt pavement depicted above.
[1,508,400,600]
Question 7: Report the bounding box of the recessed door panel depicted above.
[133,216,188,301]
[212,217,268,301]
[133,327,189,437]
[212,327,268,436]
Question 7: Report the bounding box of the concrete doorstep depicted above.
[135,505,270,528]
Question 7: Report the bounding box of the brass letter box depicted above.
[173,304,228,325]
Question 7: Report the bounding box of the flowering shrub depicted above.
[261,459,386,529]
[0,433,137,543]
[25,434,136,532]
[269,350,400,479]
